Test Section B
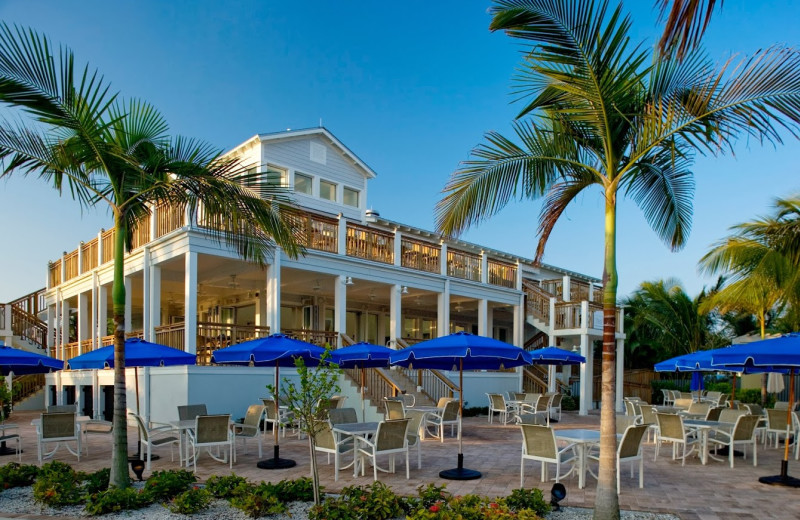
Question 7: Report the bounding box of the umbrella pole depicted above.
[257,362,296,469]
[759,368,800,487]
[439,359,480,480]
[128,366,148,461]
[361,364,366,422]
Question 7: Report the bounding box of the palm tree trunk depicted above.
[594,190,620,520]
[109,213,129,488]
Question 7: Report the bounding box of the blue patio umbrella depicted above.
[0,345,63,375]
[331,342,393,421]
[389,331,533,480]
[711,333,800,487]
[690,372,704,392]
[212,333,327,470]
[528,346,586,365]
[66,338,196,369]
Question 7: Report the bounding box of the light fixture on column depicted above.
[344,276,354,286]
[572,344,580,353]
[401,286,409,294]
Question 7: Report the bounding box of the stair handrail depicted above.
[522,279,553,323]
[524,331,548,351]
[392,338,458,404]
[339,333,356,347]
[522,365,571,395]
[341,366,402,413]
[9,288,46,316]
[10,305,48,350]
[10,373,45,404]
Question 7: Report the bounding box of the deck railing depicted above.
[282,328,338,347]
[523,280,551,324]
[81,240,98,272]
[11,306,47,350]
[554,302,582,330]
[346,223,394,264]
[570,280,590,302]
[155,203,184,238]
[11,374,45,404]
[286,211,338,253]
[540,279,562,297]
[101,229,115,264]
[447,249,481,282]
[63,250,79,281]
[488,259,516,288]
[343,367,402,413]
[400,238,440,273]
[130,218,151,250]
[48,259,61,288]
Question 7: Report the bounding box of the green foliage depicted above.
[32,461,83,507]
[560,394,578,411]
[266,477,315,502]
[309,499,358,520]
[501,488,550,516]
[229,481,287,518]
[407,493,543,520]
[80,468,111,496]
[205,473,249,498]
[0,462,39,489]
[143,469,196,501]
[738,388,776,407]
[705,381,732,394]
[341,481,404,520]
[168,487,213,515]
[84,487,151,515]
[0,377,11,421]
[416,483,452,508]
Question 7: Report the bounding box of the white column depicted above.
[393,230,402,267]
[142,249,151,340]
[616,339,625,413]
[477,299,488,336]
[77,243,84,275]
[92,369,100,419]
[440,243,448,276]
[60,297,70,360]
[547,297,556,346]
[77,292,89,354]
[266,251,281,333]
[184,252,198,355]
[47,305,55,353]
[515,261,522,291]
[513,293,524,347]
[437,280,450,337]
[334,275,347,348]
[124,277,132,333]
[97,284,108,343]
[548,365,557,393]
[149,262,161,339]
[91,273,98,350]
[60,252,66,285]
[486,302,494,338]
[388,284,402,347]
[579,333,592,415]
[480,252,488,284]
[337,215,347,256]
[562,275,571,301]
[96,230,103,266]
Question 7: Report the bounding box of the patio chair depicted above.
[130,412,179,471]
[793,412,800,460]
[524,393,542,406]
[487,393,514,425]
[357,418,410,481]
[384,398,405,420]
[186,414,234,472]
[588,424,649,493]
[232,405,266,458]
[435,396,454,408]
[262,399,293,437]
[624,400,639,417]
[616,414,639,432]
[81,419,113,455]
[519,424,576,487]
[405,410,426,470]
[512,392,527,401]
[37,412,80,463]
[400,393,416,408]
[0,423,21,461]
[745,404,767,442]
[661,389,674,406]
[709,414,760,468]
[654,413,700,466]
[314,421,355,481]
[766,409,791,448]
[774,401,790,410]
[639,404,658,442]
[550,393,564,421]
[672,398,693,410]
[328,407,359,426]
[425,400,460,442]
[683,402,710,419]
[47,404,79,413]
[705,406,724,422]
[178,404,208,421]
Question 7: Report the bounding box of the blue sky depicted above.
[1,0,799,302]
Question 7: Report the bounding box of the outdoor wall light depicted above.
[550,483,566,511]
[344,276,354,286]
[401,286,409,294]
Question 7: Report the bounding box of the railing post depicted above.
[393,229,402,267]
[77,291,89,355]
[480,251,488,284]
[337,214,347,256]
[77,242,84,275]
[96,230,104,267]
[440,242,448,277]
[60,252,66,285]
[562,275,571,302]
[150,204,158,242]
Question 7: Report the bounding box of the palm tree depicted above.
[436,1,800,517]
[656,0,722,59]
[0,24,301,488]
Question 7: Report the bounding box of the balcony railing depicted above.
[540,279,562,297]
[488,259,516,288]
[81,240,98,272]
[523,280,551,324]
[285,211,338,253]
[156,203,184,238]
[101,229,115,264]
[400,238,440,273]
[48,259,61,288]
[346,224,393,264]
[64,250,79,281]
[570,280,590,302]
[282,328,338,347]
[130,219,151,250]
[447,249,481,282]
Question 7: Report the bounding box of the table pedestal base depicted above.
[439,453,481,480]
[257,445,296,470]
[0,442,21,456]
[759,460,800,488]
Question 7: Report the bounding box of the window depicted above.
[242,166,259,188]
[320,180,337,201]
[294,172,312,194]
[265,164,288,187]
[343,187,359,207]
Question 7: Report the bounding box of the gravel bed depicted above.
[0,486,679,520]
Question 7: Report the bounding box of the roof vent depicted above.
[365,208,380,221]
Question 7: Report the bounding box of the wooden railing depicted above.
[63,250,79,281]
[524,331,548,351]
[540,279,562,297]
[10,306,47,350]
[522,367,548,394]
[586,303,604,330]
[342,367,402,413]
[400,238,440,273]
[283,328,338,347]
[11,374,45,404]
[156,203,184,238]
[346,223,394,264]
[63,341,80,361]
[130,218,150,250]
[554,302,581,330]
[101,229,115,264]
[570,280,590,302]
[10,289,45,317]
[81,240,98,271]
[398,367,457,405]
[446,249,481,282]
[488,259,516,288]
[285,211,338,253]
[48,259,61,288]
[523,280,552,324]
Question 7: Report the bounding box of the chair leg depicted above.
[639,457,643,489]
[520,459,525,488]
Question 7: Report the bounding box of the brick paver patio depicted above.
[2,409,798,519]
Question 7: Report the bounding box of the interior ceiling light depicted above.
[228,274,239,289]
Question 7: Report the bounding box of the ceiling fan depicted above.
[228,274,240,289]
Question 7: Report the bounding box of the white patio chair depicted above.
[519,424,576,487]
[588,424,649,493]
[357,418,410,481]
[232,404,265,458]
[130,413,179,471]
[487,393,514,424]
[654,413,699,466]
[314,421,355,481]
[709,414,760,468]
[37,412,80,463]
[425,400,460,442]
[81,419,113,455]
[405,410,426,469]
[0,423,21,461]
[549,393,564,421]
[186,414,234,472]
[383,398,406,420]
[766,408,791,448]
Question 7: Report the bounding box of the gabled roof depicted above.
[240,127,377,179]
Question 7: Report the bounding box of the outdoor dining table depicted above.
[331,421,379,476]
[683,419,736,465]
[554,428,601,489]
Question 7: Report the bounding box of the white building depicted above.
[3,128,625,421]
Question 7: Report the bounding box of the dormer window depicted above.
[343,187,359,207]
[320,180,337,202]
[265,164,288,187]
[295,172,312,195]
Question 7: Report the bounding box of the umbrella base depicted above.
[712,447,743,458]
[439,453,481,480]
[257,445,296,470]
[0,441,21,456]
[759,460,800,487]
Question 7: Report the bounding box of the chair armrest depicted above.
[0,423,19,433]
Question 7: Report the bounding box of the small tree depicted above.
[0,376,11,421]
[267,349,340,505]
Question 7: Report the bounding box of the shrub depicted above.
[267,477,315,502]
[0,462,39,489]
[32,461,82,507]
[229,481,287,518]
[560,394,578,411]
[308,499,359,520]
[339,481,404,520]
[84,487,151,515]
[205,473,249,498]
[502,487,550,516]
[416,483,451,508]
[737,388,776,407]
[80,468,111,496]
[143,469,196,501]
[168,486,212,514]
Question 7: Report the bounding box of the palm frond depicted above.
[656,0,721,60]
[535,169,598,262]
